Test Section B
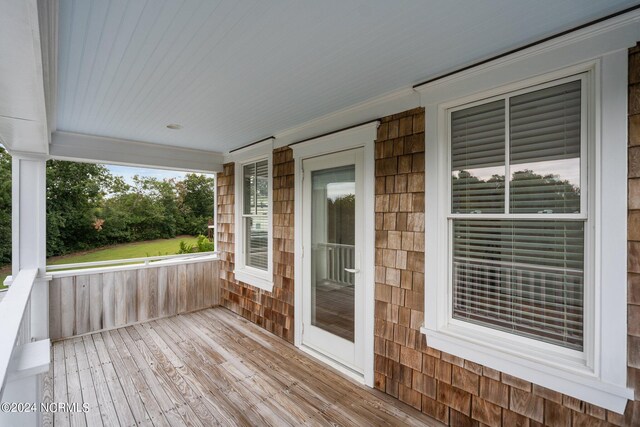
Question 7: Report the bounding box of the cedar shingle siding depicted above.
[216,44,640,425]
[216,147,295,343]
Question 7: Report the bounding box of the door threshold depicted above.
[300,344,365,385]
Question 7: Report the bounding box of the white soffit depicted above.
[54,0,638,153]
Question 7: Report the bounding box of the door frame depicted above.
[291,121,378,386]
[301,149,364,373]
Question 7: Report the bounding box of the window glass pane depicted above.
[451,100,505,213]
[245,216,268,270]
[452,219,584,350]
[311,165,356,341]
[510,80,581,213]
[256,160,268,215]
[243,163,256,215]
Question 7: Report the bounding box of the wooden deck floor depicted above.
[45,307,440,427]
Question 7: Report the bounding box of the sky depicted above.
[326,182,355,201]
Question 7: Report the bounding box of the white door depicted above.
[302,148,364,374]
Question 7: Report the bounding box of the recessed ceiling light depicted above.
[166,124,183,130]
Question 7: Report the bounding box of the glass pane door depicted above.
[311,165,356,341]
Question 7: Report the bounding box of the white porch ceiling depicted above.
[55,0,638,153]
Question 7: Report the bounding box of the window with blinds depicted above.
[449,77,585,351]
[243,160,269,270]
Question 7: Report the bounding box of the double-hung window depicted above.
[243,160,269,271]
[449,76,587,353]
[233,141,273,292]
[420,40,633,413]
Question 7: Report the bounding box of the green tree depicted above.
[510,169,580,213]
[452,168,579,214]
[327,194,355,245]
[142,177,183,237]
[177,174,215,235]
[101,176,169,242]
[46,160,111,255]
[0,147,11,265]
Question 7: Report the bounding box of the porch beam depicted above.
[51,131,224,173]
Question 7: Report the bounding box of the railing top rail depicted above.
[46,252,219,278]
[46,251,217,271]
[0,268,37,397]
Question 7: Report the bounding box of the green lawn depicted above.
[0,236,201,289]
[47,235,200,265]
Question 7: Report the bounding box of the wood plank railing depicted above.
[49,256,220,341]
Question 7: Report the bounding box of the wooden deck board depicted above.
[74,339,102,427]
[131,323,210,426]
[101,331,153,425]
[63,339,87,427]
[42,347,54,427]
[52,340,70,427]
[109,330,169,427]
[81,335,121,427]
[52,307,441,427]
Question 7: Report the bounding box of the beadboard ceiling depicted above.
[55,0,637,153]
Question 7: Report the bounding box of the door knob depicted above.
[344,268,360,274]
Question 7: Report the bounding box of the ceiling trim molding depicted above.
[50,131,224,173]
[288,119,379,147]
[271,87,419,149]
[224,137,273,164]
[228,136,274,153]
[415,7,640,94]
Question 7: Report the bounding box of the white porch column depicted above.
[2,154,49,427]
[12,154,48,339]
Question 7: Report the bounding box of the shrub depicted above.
[196,234,214,252]
[177,240,195,254]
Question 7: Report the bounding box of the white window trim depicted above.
[445,73,591,365]
[418,16,639,413]
[212,174,218,256]
[232,139,274,292]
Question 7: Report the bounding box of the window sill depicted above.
[234,268,273,293]
[421,325,633,413]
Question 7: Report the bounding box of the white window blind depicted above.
[452,220,584,350]
[449,78,585,351]
[243,160,269,270]
[510,80,582,214]
[451,100,505,213]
